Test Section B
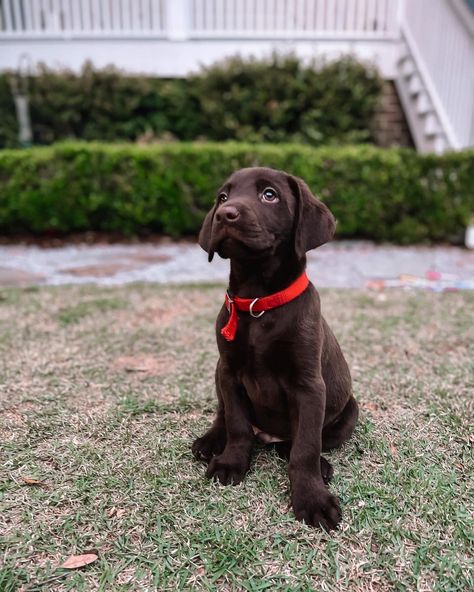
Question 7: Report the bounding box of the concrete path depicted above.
[1,241,473,290]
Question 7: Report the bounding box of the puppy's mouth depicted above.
[212,228,275,260]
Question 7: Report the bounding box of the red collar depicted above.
[221,271,310,342]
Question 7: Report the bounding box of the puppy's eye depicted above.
[261,187,279,203]
[217,192,228,203]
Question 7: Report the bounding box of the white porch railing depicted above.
[0,0,167,36]
[0,0,398,39]
[189,0,399,38]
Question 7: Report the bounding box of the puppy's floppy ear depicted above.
[287,174,336,258]
[198,203,218,262]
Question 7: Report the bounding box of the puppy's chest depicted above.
[237,337,291,439]
[235,319,291,404]
[236,315,285,366]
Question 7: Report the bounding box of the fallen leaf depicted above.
[112,354,175,377]
[389,443,398,456]
[108,507,126,518]
[60,553,98,570]
[365,402,379,411]
[21,476,48,487]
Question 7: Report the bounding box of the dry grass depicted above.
[0,284,473,591]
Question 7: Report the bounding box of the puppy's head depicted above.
[199,167,335,262]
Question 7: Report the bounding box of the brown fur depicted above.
[192,167,358,531]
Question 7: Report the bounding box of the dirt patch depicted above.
[124,253,171,264]
[59,263,138,278]
[111,354,176,376]
[120,290,213,328]
[0,267,45,287]
[136,305,182,327]
[60,253,172,280]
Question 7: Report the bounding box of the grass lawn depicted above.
[0,284,473,591]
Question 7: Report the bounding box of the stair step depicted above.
[408,74,423,96]
[424,113,441,136]
[417,92,431,115]
[397,53,410,68]
[433,135,448,154]
[400,57,416,78]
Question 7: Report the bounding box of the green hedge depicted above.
[0,56,382,148]
[187,55,382,144]
[0,142,472,243]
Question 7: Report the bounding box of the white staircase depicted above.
[396,45,449,154]
[395,0,474,153]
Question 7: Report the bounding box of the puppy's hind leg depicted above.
[322,396,359,452]
[192,411,226,462]
[273,442,334,484]
[320,457,334,485]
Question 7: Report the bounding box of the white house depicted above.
[0,0,473,153]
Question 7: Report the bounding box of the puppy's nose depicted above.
[216,206,240,224]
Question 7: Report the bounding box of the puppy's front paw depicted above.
[292,482,342,531]
[205,453,249,486]
[192,427,226,462]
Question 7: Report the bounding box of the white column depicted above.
[166,0,190,40]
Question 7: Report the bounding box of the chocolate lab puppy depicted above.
[192,167,358,531]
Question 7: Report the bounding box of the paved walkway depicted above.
[1,241,473,290]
